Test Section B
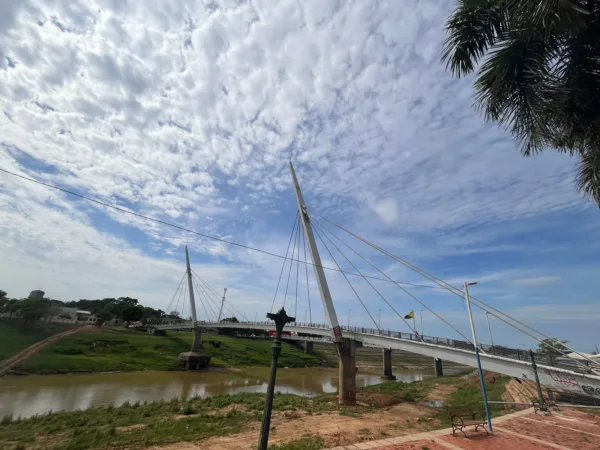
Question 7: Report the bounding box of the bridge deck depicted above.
[148,320,600,398]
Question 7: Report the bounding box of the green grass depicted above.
[0,320,55,362]
[363,369,473,403]
[443,375,510,416]
[0,392,337,449]
[14,327,324,374]
[0,372,510,449]
[269,436,326,449]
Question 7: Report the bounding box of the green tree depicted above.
[442,0,600,204]
[120,305,143,327]
[0,290,7,301]
[17,298,51,324]
[538,338,569,355]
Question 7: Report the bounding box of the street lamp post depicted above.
[420,310,424,336]
[347,308,351,329]
[378,309,382,331]
[257,308,295,450]
[464,281,492,432]
[485,312,495,355]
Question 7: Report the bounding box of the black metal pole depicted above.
[257,308,295,450]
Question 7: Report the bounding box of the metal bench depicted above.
[448,408,489,437]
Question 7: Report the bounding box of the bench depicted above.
[448,408,489,437]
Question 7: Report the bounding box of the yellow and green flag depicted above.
[404,310,414,319]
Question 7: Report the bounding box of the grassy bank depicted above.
[0,320,72,362]
[0,371,510,450]
[13,327,324,374]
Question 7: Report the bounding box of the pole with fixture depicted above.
[348,308,351,329]
[464,281,493,432]
[420,309,424,336]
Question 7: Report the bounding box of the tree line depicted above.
[0,289,183,327]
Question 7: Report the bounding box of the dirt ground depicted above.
[149,402,439,450]
[358,408,600,450]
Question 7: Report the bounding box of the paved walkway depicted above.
[324,407,600,449]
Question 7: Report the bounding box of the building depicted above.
[28,290,45,299]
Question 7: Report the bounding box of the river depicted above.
[0,368,442,418]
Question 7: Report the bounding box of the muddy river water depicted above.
[0,367,444,418]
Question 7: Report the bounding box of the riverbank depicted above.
[0,320,75,362]
[6,327,326,375]
[0,371,509,450]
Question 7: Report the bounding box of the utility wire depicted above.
[270,213,299,312]
[313,220,418,334]
[0,167,441,289]
[283,218,300,309]
[321,216,599,368]
[302,229,313,323]
[312,224,379,330]
[315,219,474,343]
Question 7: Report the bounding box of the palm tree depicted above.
[442,0,600,204]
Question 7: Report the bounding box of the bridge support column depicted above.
[191,328,203,352]
[382,349,396,380]
[434,358,443,377]
[304,341,314,355]
[337,338,361,405]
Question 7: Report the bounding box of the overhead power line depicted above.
[0,167,442,290]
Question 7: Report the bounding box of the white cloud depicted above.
[513,276,562,287]
[0,0,597,348]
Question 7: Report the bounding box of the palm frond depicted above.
[441,0,506,77]
[576,149,600,205]
[473,34,558,154]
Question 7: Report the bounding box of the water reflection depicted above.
[0,368,440,418]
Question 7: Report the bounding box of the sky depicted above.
[1,0,599,352]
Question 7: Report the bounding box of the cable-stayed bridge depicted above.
[142,163,600,404]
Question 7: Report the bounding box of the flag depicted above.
[404,310,414,319]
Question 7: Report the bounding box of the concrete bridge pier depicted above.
[337,338,362,405]
[382,348,396,380]
[304,341,314,354]
[434,358,443,377]
[191,328,203,352]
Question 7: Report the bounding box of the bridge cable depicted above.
[283,216,301,309]
[270,212,299,313]
[180,281,188,320]
[165,272,187,318]
[314,219,474,343]
[294,218,301,319]
[191,271,249,322]
[313,220,421,336]
[302,228,313,324]
[191,276,215,322]
[191,271,246,321]
[321,216,600,368]
[312,224,379,330]
[191,274,232,321]
[172,275,187,319]
[0,168,444,291]
[195,278,221,322]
